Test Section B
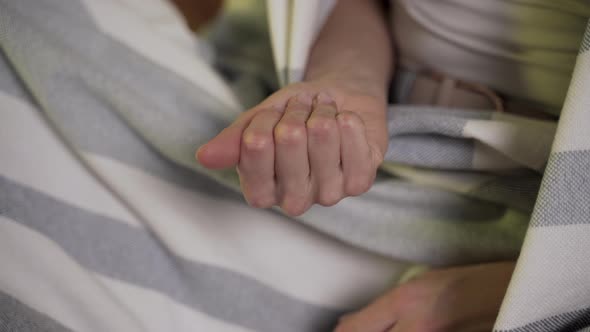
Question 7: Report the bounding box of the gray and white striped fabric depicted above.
[0,0,587,331]
[0,1,405,331]
[493,22,590,332]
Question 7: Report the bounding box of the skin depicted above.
[334,262,516,332]
[196,0,393,216]
[194,1,516,330]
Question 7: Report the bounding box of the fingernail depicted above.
[316,92,333,104]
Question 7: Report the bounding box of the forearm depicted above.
[199,1,393,214]
[304,0,393,100]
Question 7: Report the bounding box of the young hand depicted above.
[334,262,516,332]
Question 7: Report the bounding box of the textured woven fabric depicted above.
[0,0,588,331]
[493,22,590,332]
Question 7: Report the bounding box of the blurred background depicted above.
[170,0,279,108]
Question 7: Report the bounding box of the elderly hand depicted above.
[196,79,388,216]
[335,261,516,332]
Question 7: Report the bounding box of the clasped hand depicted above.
[197,81,388,216]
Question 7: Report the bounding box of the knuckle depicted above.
[242,131,273,152]
[246,193,275,209]
[317,189,342,207]
[287,94,313,107]
[307,116,337,138]
[391,282,430,310]
[274,122,306,145]
[344,176,372,196]
[337,112,362,129]
[280,197,308,216]
[286,96,299,107]
[282,205,307,217]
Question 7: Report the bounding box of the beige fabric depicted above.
[405,70,504,111]
[391,0,590,114]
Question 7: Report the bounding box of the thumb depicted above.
[196,111,256,169]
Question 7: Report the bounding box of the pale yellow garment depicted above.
[392,0,590,114]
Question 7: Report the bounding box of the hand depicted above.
[196,79,388,216]
[334,262,516,332]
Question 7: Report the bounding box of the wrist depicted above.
[304,69,389,102]
[304,50,391,98]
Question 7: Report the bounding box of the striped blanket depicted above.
[0,0,588,331]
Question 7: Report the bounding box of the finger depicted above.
[337,111,374,196]
[196,85,302,170]
[238,109,282,208]
[274,94,313,216]
[387,321,408,332]
[388,316,426,332]
[335,312,396,332]
[307,92,343,206]
[336,289,400,332]
[196,109,260,169]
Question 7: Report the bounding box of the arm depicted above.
[197,0,394,216]
[335,262,515,332]
[305,0,393,99]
